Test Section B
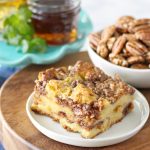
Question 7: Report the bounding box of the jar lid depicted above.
[27,0,81,13]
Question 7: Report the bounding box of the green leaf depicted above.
[18,5,32,21]
[21,38,47,53]
[2,4,48,53]
[4,14,20,27]
[17,21,34,36]
[28,38,48,52]
[3,26,22,45]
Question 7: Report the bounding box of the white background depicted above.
[82,0,150,31]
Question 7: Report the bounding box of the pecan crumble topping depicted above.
[35,61,135,109]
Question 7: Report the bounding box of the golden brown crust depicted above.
[34,61,135,108]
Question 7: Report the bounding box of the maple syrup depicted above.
[28,0,81,45]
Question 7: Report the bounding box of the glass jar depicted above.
[27,0,81,45]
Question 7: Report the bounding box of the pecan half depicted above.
[131,19,150,32]
[116,16,135,33]
[107,37,116,51]
[89,42,97,51]
[127,56,145,65]
[97,41,109,58]
[101,25,116,42]
[112,35,127,55]
[126,41,148,56]
[109,53,128,67]
[133,24,150,33]
[135,29,150,41]
[88,32,101,48]
[130,63,149,69]
[131,19,150,41]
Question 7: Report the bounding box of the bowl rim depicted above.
[88,44,150,73]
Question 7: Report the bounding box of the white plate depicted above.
[26,89,149,147]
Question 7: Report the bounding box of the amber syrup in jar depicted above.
[28,0,81,45]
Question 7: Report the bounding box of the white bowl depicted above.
[88,46,150,88]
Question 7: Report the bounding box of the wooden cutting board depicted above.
[0,52,150,150]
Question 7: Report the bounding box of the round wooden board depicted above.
[0,52,150,150]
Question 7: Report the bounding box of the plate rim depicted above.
[26,88,149,146]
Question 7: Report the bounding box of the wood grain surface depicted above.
[0,52,150,150]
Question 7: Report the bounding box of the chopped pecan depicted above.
[97,41,109,58]
[109,53,128,67]
[122,103,133,115]
[107,37,116,50]
[101,25,116,41]
[127,56,145,65]
[130,63,149,69]
[112,35,127,55]
[116,16,135,33]
[126,41,148,56]
[56,67,68,80]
